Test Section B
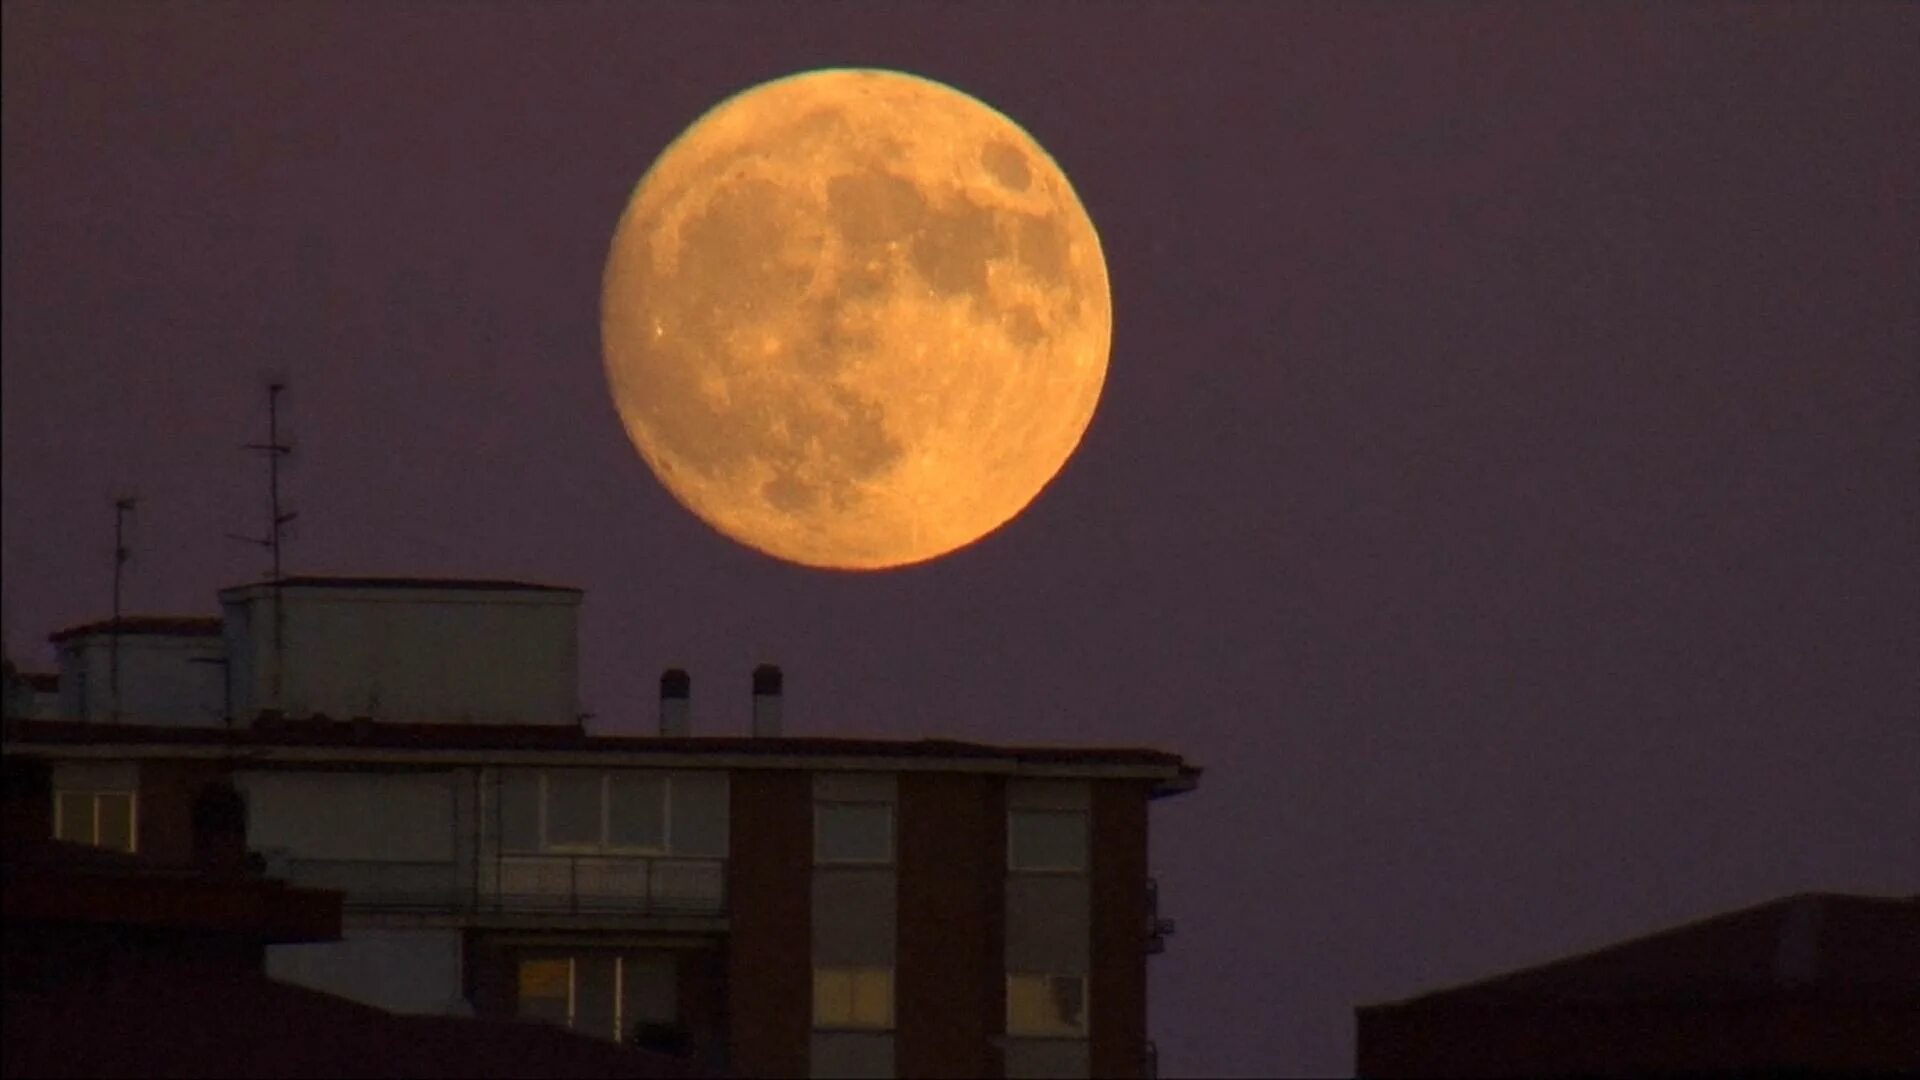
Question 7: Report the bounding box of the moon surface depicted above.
[601,69,1111,570]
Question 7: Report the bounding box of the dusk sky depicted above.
[4,3,1917,1074]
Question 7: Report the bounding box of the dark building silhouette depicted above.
[2,756,706,1078]
[1355,892,1920,1076]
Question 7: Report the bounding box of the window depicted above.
[1007,973,1087,1036]
[1008,809,1087,872]
[815,802,892,865]
[518,958,573,1027]
[497,770,727,856]
[813,967,893,1029]
[516,953,679,1042]
[54,790,136,853]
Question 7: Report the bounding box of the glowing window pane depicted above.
[1007,973,1087,1036]
[55,791,95,846]
[851,969,893,1027]
[95,793,135,853]
[813,969,851,1025]
[814,967,893,1029]
[518,958,571,1026]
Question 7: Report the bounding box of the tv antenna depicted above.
[228,381,296,580]
[111,494,137,722]
[227,380,296,708]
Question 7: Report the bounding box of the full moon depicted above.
[601,69,1111,570]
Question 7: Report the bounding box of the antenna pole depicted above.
[230,381,296,710]
[111,495,137,722]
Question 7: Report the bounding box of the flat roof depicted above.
[48,616,223,644]
[3,718,1202,795]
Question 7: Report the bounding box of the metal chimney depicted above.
[660,668,691,737]
[751,664,782,737]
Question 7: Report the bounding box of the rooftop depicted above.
[1361,892,1920,1012]
[3,718,1201,793]
[47,616,224,644]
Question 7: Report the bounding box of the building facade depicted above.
[3,576,1197,1079]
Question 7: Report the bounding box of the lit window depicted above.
[517,954,677,1043]
[815,802,893,865]
[54,790,137,853]
[814,967,893,1029]
[1008,809,1087,872]
[1007,973,1087,1036]
[518,958,572,1027]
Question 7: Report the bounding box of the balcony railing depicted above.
[279,854,727,916]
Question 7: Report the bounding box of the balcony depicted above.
[277,854,727,916]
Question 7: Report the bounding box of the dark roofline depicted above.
[219,575,582,595]
[48,616,223,644]
[2,717,1201,783]
[1357,892,1920,1013]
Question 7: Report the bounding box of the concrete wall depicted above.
[223,583,579,725]
[57,634,224,725]
[267,928,466,1015]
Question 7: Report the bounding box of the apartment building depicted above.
[2,576,1198,1079]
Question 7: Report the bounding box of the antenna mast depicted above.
[111,495,137,722]
[228,381,296,709]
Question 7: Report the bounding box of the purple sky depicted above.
[5,3,1917,1074]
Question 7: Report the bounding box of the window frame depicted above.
[1006,807,1089,874]
[510,770,715,857]
[53,788,138,853]
[812,800,895,867]
[812,965,896,1031]
[1005,972,1090,1038]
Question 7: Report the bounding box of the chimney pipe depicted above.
[751,664,782,737]
[660,668,691,737]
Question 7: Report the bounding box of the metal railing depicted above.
[279,854,727,916]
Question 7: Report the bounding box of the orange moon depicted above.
[601,69,1111,570]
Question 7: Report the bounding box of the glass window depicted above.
[1007,974,1087,1036]
[669,773,729,857]
[95,793,135,853]
[607,773,667,850]
[518,958,572,1026]
[1009,809,1088,872]
[815,802,892,864]
[545,771,602,848]
[813,967,893,1029]
[54,790,137,853]
[499,771,541,851]
[55,791,95,846]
